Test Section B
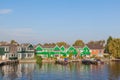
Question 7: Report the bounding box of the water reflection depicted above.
[0,63,35,80]
[0,62,120,80]
[108,62,120,80]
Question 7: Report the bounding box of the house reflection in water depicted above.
[0,63,35,80]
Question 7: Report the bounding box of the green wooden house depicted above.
[35,45,79,58]
[80,46,91,56]
[35,45,67,58]
[66,46,77,57]
[35,45,91,58]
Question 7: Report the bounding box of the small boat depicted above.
[82,59,97,65]
[55,60,69,65]
[82,59,104,65]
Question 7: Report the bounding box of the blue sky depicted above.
[0,0,120,44]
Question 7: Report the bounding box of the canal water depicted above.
[0,62,120,80]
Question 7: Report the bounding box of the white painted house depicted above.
[0,43,35,60]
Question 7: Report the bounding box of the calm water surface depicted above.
[0,62,120,80]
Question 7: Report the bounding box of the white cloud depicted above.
[0,9,12,14]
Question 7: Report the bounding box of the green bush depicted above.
[36,56,42,64]
[68,53,73,60]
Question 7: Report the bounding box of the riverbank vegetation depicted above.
[36,56,42,64]
[108,38,120,59]
[105,36,120,59]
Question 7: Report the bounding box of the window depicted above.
[5,48,8,51]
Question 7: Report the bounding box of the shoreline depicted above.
[1,58,120,64]
[19,59,55,63]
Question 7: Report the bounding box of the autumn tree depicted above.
[10,40,18,45]
[108,38,120,59]
[87,40,105,47]
[56,42,69,47]
[73,40,85,47]
[43,43,56,47]
[43,43,49,46]
[104,36,113,54]
[98,40,105,46]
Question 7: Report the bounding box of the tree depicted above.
[10,40,18,45]
[36,56,42,64]
[98,40,105,46]
[43,43,49,46]
[87,40,105,48]
[108,38,120,59]
[104,36,113,54]
[56,42,69,47]
[73,40,85,47]
[43,43,56,47]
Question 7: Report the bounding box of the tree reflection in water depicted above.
[108,62,120,80]
[0,63,35,80]
[0,64,18,80]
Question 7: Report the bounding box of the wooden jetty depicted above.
[0,60,19,66]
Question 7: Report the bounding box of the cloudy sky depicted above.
[0,0,120,44]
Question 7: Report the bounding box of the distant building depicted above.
[35,45,104,58]
[35,45,77,58]
[17,43,34,59]
[86,44,104,57]
[79,46,91,56]
[0,41,104,60]
[0,43,35,60]
[0,43,18,60]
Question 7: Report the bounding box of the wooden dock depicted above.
[0,60,19,66]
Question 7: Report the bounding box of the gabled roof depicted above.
[20,43,31,47]
[80,45,91,56]
[54,45,60,51]
[28,44,34,48]
[60,46,65,51]
[83,45,90,50]
[0,41,9,46]
[67,46,76,51]
[67,46,77,55]
[0,44,18,47]
[35,45,43,51]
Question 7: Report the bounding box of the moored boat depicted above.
[82,59,104,65]
[55,60,69,65]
